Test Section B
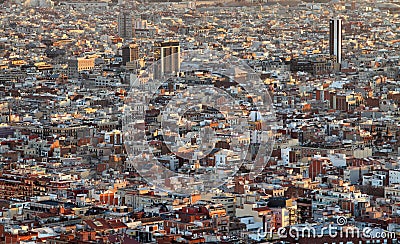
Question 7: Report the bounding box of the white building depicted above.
[389,169,400,185]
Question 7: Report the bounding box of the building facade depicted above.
[329,18,342,64]
[122,43,139,65]
[153,41,180,78]
[118,12,133,39]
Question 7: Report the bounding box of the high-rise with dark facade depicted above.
[118,12,133,39]
[122,43,139,65]
[329,18,342,64]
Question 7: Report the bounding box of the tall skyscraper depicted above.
[122,43,139,65]
[118,12,133,39]
[153,41,180,77]
[329,18,342,64]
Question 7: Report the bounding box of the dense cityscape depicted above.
[1,0,400,243]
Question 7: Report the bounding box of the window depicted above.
[93,221,103,227]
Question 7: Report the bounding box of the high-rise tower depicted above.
[329,18,342,64]
[118,12,133,39]
[153,41,180,77]
[122,43,139,65]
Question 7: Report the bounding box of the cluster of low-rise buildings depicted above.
[1,0,400,243]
